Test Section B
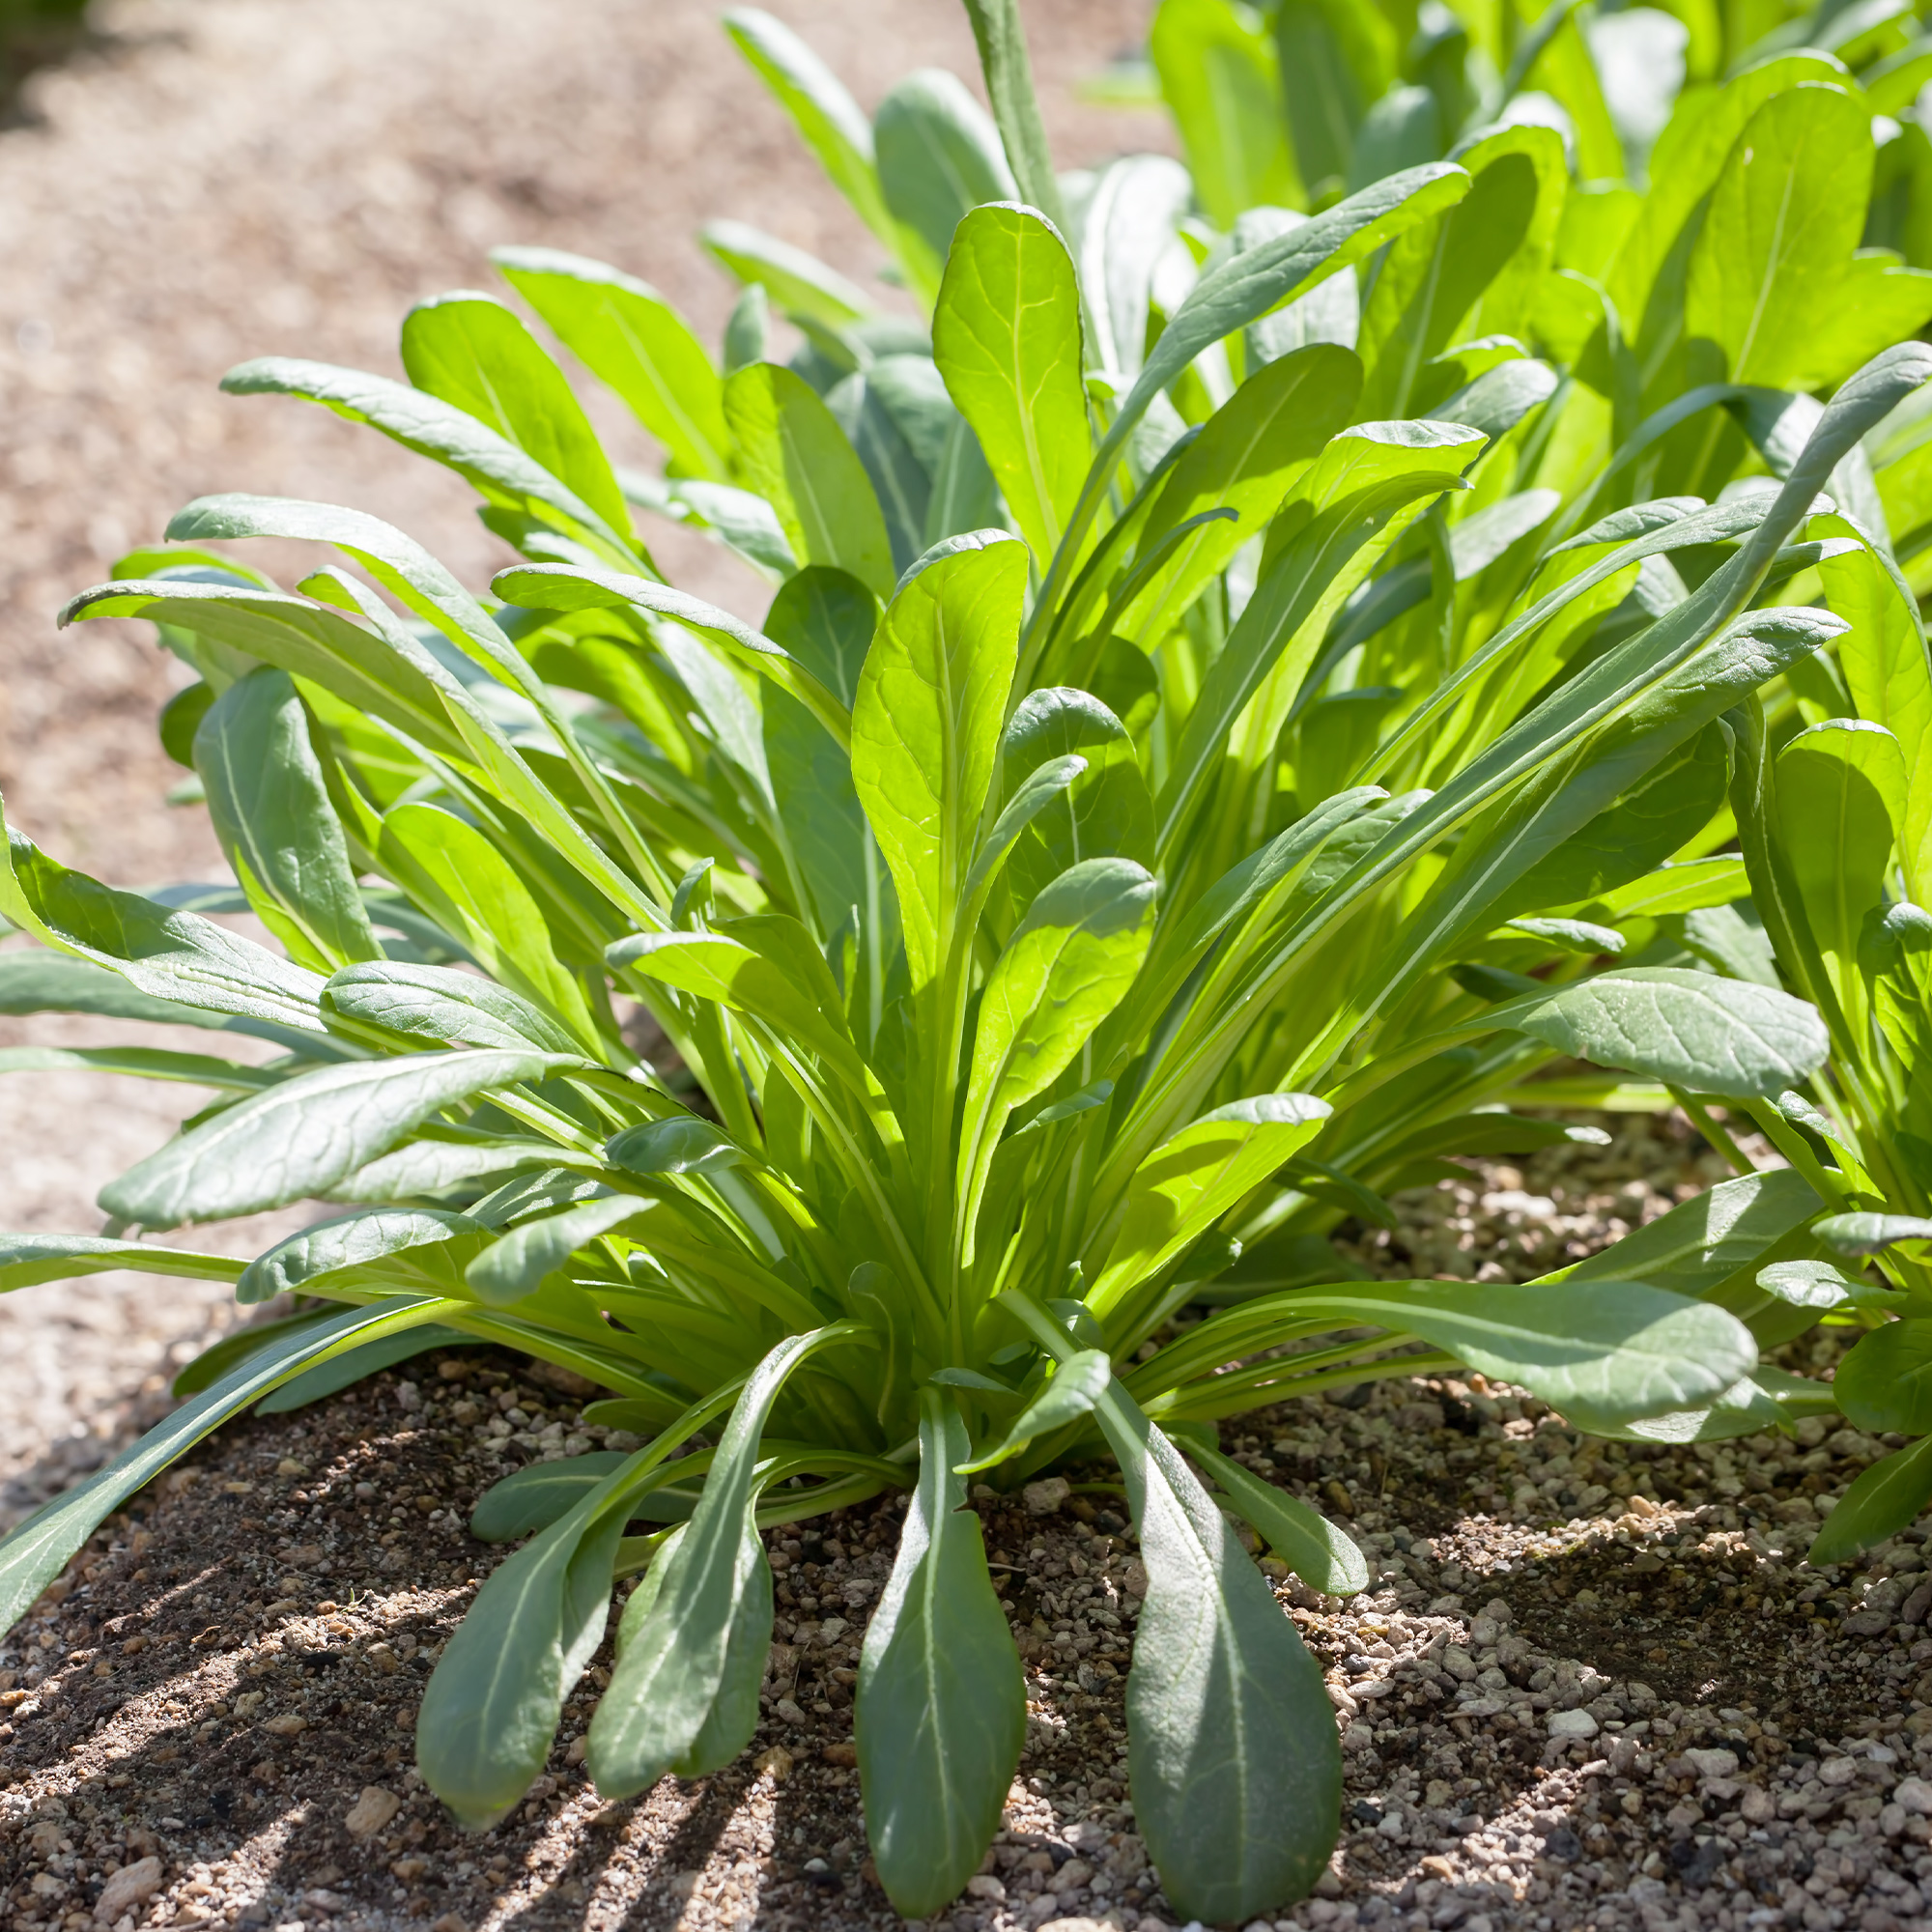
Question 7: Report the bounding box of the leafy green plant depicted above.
[0,0,1924,1918]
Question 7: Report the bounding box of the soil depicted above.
[0,1118,1928,1932]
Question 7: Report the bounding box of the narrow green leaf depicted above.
[258,1323,472,1413]
[875,71,1017,304]
[1151,0,1298,228]
[1185,1441,1369,1596]
[0,1045,275,1092]
[1809,1435,1932,1566]
[471,1452,634,1543]
[859,1388,1026,1914]
[1816,1212,1932,1255]
[464,1196,650,1307]
[700,218,873,329]
[237,1208,494,1306]
[0,1236,244,1294]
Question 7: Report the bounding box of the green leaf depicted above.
[218,357,635,559]
[724,362,895,599]
[464,1196,649,1307]
[1151,0,1298,228]
[858,1388,1026,1914]
[99,1048,575,1230]
[1052,1316,1337,1920]
[492,247,729,482]
[371,806,601,1049]
[1816,1212,1932,1256]
[1485,967,1829,1100]
[257,1322,472,1413]
[955,1350,1112,1472]
[875,71,1017,305]
[471,1452,634,1543]
[0,815,328,1038]
[400,291,632,537]
[1809,1434,1932,1566]
[170,1309,337,1396]
[850,531,1028,988]
[1756,1261,1857,1310]
[1154,419,1485,856]
[999,689,1153,902]
[1122,343,1364,646]
[192,667,381,974]
[723,11,890,245]
[958,0,1065,228]
[1835,1319,1932,1434]
[933,203,1089,570]
[1559,1167,1821,1296]
[1686,84,1932,392]
[1089,1095,1331,1320]
[700,218,872,330]
[0,950,235,1031]
[588,1326,857,1794]
[0,1235,244,1294]
[323,960,583,1056]
[0,1045,277,1092]
[0,1299,440,1639]
[957,860,1157,1241]
[1184,1441,1369,1596]
[236,1207,495,1306]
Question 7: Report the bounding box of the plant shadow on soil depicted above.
[0,1341,1917,1931]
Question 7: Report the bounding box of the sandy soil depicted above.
[0,0,1164,1493]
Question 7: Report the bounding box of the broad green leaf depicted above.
[493,247,729,482]
[1810,1434,1932,1566]
[1774,720,1906,1012]
[933,204,1090,569]
[470,1452,634,1543]
[99,1048,575,1229]
[376,804,601,1048]
[874,70,1017,305]
[1089,1094,1331,1319]
[956,860,1157,1241]
[1756,1260,1857,1309]
[1122,343,1364,645]
[464,1196,650,1307]
[1054,1315,1336,1921]
[0,816,328,1037]
[850,532,1028,987]
[237,1207,495,1305]
[1816,1211,1932,1255]
[0,1299,440,1639]
[193,667,381,973]
[589,1326,858,1794]
[724,362,894,599]
[322,1138,565,1204]
[1485,967,1829,1099]
[1834,1319,1932,1433]
[323,960,583,1057]
[999,688,1153,904]
[859,1389,1026,1914]
[1151,0,1298,228]
[1686,84,1932,392]
[723,11,890,245]
[400,291,631,537]
[1356,125,1566,420]
[955,1349,1112,1472]
[219,357,636,559]
[1592,855,1748,918]
[700,218,872,330]
[1185,1441,1369,1596]
[1080,155,1194,380]
[1817,526,1932,898]
[0,1236,244,1293]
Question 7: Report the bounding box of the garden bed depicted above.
[2,1123,1927,1932]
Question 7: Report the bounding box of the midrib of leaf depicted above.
[1731,147,1803,382]
[779,410,839,566]
[990,240,1064,558]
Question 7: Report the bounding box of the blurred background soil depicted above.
[0,0,1163,1505]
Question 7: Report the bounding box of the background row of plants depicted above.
[4,0,1932,1918]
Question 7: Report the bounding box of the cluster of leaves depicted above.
[0,0,1928,1917]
